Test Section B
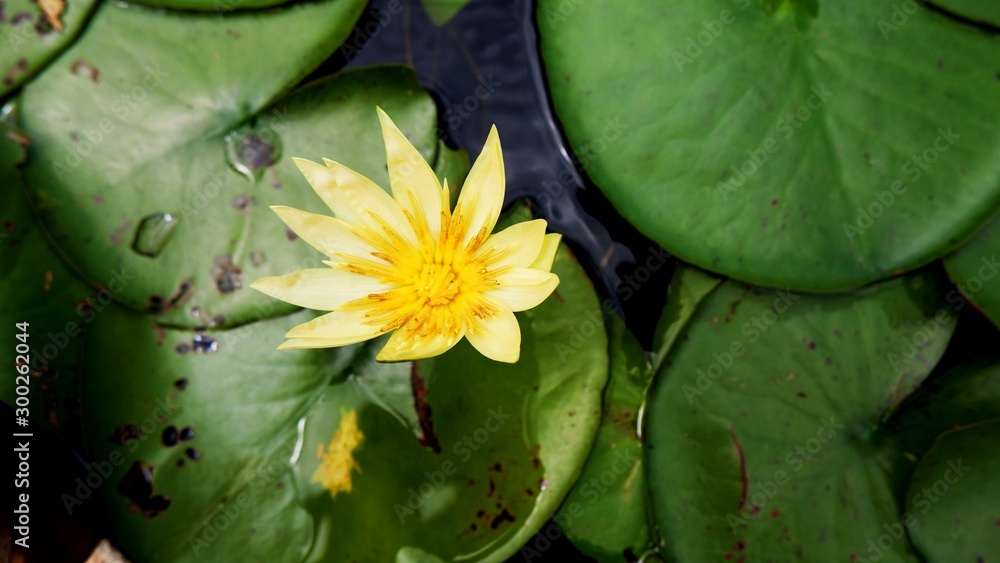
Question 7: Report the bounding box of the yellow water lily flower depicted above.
[250,108,560,363]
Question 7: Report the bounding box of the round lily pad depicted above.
[905,420,1000,562]
[645,272,956,561]
[537,0,1000,291]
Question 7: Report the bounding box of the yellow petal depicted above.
[376,107,443,238]
[454,125,504,250]
[487,268,560,312]
[476,219,547,270]
[279,337,368,350]
[250,268,394,311]
[375,324,462,362]
[529,233,561,272]
[292,157,417,247]
[271,206,376,260]
[284,309,382,344]
[466,304,521,363]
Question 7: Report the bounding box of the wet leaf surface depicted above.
[19,0,373,328]
[645,272,956,561]
[537,0,1000,291]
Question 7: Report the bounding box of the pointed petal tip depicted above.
[291,156,317,168]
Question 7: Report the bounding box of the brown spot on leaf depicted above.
[489,508,515,530]
[109,220,134,246]
[108,423,142,445]
[70,59,100,83]
[117,461,171,518]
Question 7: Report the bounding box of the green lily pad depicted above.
[645,272,956,561]
[944,214,1000,327]
[933,0,1000,28]
[18,3,457,330]
[0,121,93,437]
[888,357,1000,456]
[904,420,1000,562]
[0,0,98,99]
[79,304,361,562]
[421,0,470,26]
[554,265,719,562]
[537,0,1000,292]
[292,236,609,562]
[346,337,427,443]
[553,315,651,562]
[130,0,294,14]
[651,265,723,373]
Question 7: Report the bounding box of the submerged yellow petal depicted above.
[466,304,521,363]
[250,268,394,311]
[376,107,443,239]
[292,157,418,248]
[487,269,560,312]
[529,233,562,272]
[312,409,363,498]
[453,125,504,251]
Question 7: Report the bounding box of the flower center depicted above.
[414,262,461,306]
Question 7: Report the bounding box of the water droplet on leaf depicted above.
[132,213,178,258]
[225,128,281,182]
